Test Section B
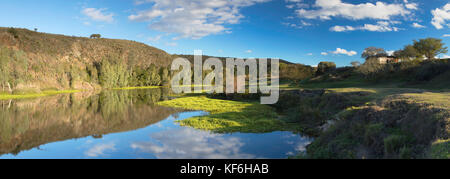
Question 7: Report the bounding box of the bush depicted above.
[98,58,130,88]
[384,135,412,157]
[414,61,450,81]
[316,62,336,76]
[280,63,315,81]
[7,28,19,39]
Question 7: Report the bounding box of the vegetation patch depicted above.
[0,90,80,100]
[304,94,449,159]
[112,86,161,90]
[430,139,450,159]
[157,96,298,133]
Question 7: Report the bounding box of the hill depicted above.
[0,27,173,92]
[175,54,315,82]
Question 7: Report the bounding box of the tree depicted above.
[413,38,448,60]
[361,47,387,59]
[147,64,161,86]
[90,34,101,39]
[394,45,419,60]
[7,28,19,39]
[357,58,384,79]
[316,62,336,75]
[0,47,11,92]
[351,61,361,67]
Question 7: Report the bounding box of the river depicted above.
[0,88,311,159]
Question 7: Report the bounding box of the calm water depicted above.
[0,89,311,159]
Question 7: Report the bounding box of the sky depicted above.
[0,0,449,67]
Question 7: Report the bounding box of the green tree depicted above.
[160,67,170,86]
[0,47,11,92]
[98,58,130,88]
[413,38,448,60]
[90,34,101,39]
[357,58,384,79]
[316,62,336,76]
[394,45,419,60]
[147,64,161,86]
[361,47,387,59]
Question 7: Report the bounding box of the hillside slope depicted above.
[0,27,173,91]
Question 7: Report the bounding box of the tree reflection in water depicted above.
[0,88,177,156]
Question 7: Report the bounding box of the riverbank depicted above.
[156,86,449,159]
[0,90,81,100]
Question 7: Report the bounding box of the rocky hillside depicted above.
[0,27,173,91]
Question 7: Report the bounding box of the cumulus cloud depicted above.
[330,21,401,32]
[443,34,450,37]
[295,0,412,21]
[431,3,450,29]
[403,0,418,10]
[412,22,426,28]
[321,52,328,56]
[128,0,271,39]
[331,48,357,56]
[245,50,253,53]
[82,8,114,23]
[131,128,255,159]
[85,143,116,157]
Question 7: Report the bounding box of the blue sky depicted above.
[0,0,449,66]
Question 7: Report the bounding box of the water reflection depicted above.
[0,88,176,156]
[131,127,256,159]
[0,89,312,159]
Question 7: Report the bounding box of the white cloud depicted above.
[295,0,412,21]
[282,20,312,29]
[412,22,426,28]
[147,35,163,43]
[443,34,450,37]
[330,25,356,32]
[321,52,328,56]
[403,0,418,10]
[245,50,253,53]
[85,143,116,157]
[387,50,395,56]
[331,48,357,56]
[82,8,114,23]
[285,0,309,9]
[306,53,313,56]
[131,128,255,159]
[330,21,401,32]
[129,0,271,39]
[431,3,450,29]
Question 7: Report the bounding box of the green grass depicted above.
[430,139,450,159]
[397,92,450,110]
[0,90,81,100]
[157,96,299,133]
[112,86,161,90]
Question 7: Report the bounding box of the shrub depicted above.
[414,61,450,81]
[357,58,384,80]
[7,28,19,39]
[98,58,130,88]
[316,62,336,76]
[384,135,411,157]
